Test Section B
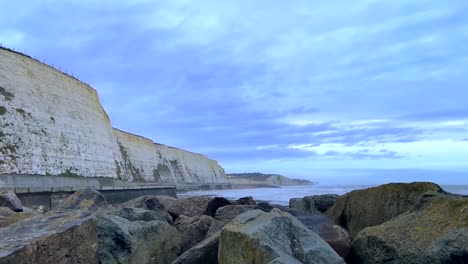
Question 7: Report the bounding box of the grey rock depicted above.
[0,191,23,212]
[121,195,176,211]
[97,213,182,264]
[218,209,345,264]
[215,205,255,223]
[171,231,221,264]
[55,187,107,211]
[0,210,97,264]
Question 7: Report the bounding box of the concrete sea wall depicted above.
[0,47,227,185]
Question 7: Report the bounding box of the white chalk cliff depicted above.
[0,47,227,184]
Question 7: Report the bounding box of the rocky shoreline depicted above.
[0,182,466,263]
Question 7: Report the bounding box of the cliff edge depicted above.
[0,47,227,184]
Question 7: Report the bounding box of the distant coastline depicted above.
[227,172,313,189]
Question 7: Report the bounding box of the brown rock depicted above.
[168,196,212,219]
[237,196,255,205]
[326,182,444,238]
[175,215,215,251]
[205,197,231,217]
[0,210,97,264]
[55,187,107,211]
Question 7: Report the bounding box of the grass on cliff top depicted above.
[0,106,6,115]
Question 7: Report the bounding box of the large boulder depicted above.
[171,231,221,264]
[350,193,468,264]
[218,209,345,264]
[205,197,231,217]
[0,210,97,263]
[175,215,215,251]
[290,194,339,214]
[326,182,444,238]
[168,196,212,219]
[296,214,351,259]
[0,191,23,212]
[55,187,107,211]
[97,213,182,264]
[0,207,14,218]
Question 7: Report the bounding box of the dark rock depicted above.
[254,201,274,212]
[168,196,212,219]
[296,214,351,258]
[111,207,173,225]
[290,194,339,214]
[237,196,255,205]
[55,187,107,211]
[0,210,97,264]
[97,213,182,264]
[0,191,23,212]
[205,197,231,217]
[350,193,468,264]
[175,215,215,251]
[171,231,220,264]
[326,182,444,238]
[218,209,345,264]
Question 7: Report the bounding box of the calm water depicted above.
[180,184,468,206]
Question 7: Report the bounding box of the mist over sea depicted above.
[180,184,468,206]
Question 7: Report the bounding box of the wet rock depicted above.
[0,191,23,212]
[171,231,221,264]
[175,215,215,251]
[218,209,345,264]
[168,196,212,219]
[205,197,231,217]
[97,213,182,264]
[55,187,107,211]
[0,210,97,264]
[351,193,468,264]
[326,182,444,238]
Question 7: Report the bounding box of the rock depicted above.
[0,210,97,263]
[55,187,107,211]
[111,207,173,225]
[97,213,182,264]
[0,207,14,218]
[0,191,23,212]
[121,195,176,211]
[237,196,255,205]
[171,231,221,264]
[290,194,339,214]
[0,211,38,228]
[168,196,212,219]
[326,182,444,238]
[218,209,345,264]
[350,193,468,264]
[215,205,255,223]
[254,201,274,212]
[296,215,351,258]
[175,215,215,251]
[205,197,231,217]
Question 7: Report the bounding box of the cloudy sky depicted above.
[1,0,467,184]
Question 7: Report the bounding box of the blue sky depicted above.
[1,0,468,184]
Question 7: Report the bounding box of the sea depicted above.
[180,184,468,206]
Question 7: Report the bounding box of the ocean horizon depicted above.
[180,183,468,206]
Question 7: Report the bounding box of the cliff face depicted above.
[0,48,227,184]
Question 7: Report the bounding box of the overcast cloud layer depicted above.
[1,0,467,184]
